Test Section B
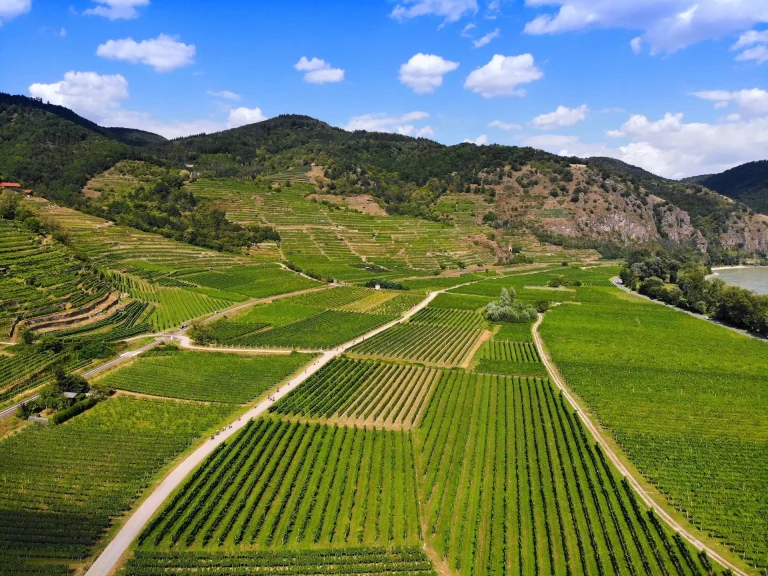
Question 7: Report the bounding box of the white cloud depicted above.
[345,111,430,134]
[464,134,489,145]
[725,113,742,121]
[630,36,643,54]
[227,107,266,128]
[29,71,129,117]
[96,34,195,73]
[735,45,768,64]
[531,104,589,129]
[391,0,478,23]
[461,23,476,37]
[0,0,31,25]
[84,0,149,20]
[489,120,522,130]
[692,88,768,114]
[399,53,460,94]
[464,54,543,98]
[473,28,500,47]
[397,124,437,138]
[208,90,241,101]
[731,28,768,63]
[27,70,257,139]
[416,126,436,138]
[294,57,345,84]
[522,0,768,54]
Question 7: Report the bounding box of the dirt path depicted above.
[532,313,750,576]
[84,289,442,576]
[460,329,491,369]
[173,335,319,355]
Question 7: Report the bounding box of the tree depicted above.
[0,190,18,220]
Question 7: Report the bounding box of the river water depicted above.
[712,267,768,295]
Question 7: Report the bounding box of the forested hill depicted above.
[1,93,767,260]
[685,160,768,215]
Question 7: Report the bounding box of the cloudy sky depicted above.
[1,0,768,178]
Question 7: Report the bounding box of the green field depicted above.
[182,265,319,298]
[270,358,441,428]
[122,548,437,575]
[138,419,422,550]
[416,372,713,576]
[99,349,313,403]
[473,339,548,377]
[540,284,768,573]
[0,396,234,576]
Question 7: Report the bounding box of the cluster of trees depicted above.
[485,288,540,323]
[364,278,407,290]
[620,249,768,336]
[16,368,112,421]
[1,190,73,245]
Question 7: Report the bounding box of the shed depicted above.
[23,189,33,196]
[1,182,21,190]
[63,392,79,399]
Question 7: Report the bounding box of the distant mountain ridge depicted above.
[685,160,768,215]
[1,92,767,261]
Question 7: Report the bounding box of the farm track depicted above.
[532,313,751,576]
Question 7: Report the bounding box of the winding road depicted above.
[532,313,750,576]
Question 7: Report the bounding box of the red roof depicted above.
[1,182,21,188]
[23,189,33,195]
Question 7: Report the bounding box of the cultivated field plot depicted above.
[181,265,318,299]
[350,323,483,367]
[416,373,715,576]
[270,358,441,429]
[235,310,394,349]
[123,548,437,576]
[473,339,547,377]
[409,307,487,330]
[427,291,494,311]
[99,349,313,403]
[541,285,768,572]
[0,220,114,337]
[0,396,233,576]
[138,420,422,550]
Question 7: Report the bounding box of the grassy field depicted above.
[0,396,234,576]
[99,349,313,403]
[270,358,441,429]
[540,283,768,573]
[415,372,714,576]
[138,419,422,550]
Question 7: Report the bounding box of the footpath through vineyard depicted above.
[532,313,751,576]
[84,287,445,576]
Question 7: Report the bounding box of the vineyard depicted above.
[415,372,717,576]
[0,396,233,576]
[138,419,421,550]
[98,349,313,403]
[350,323,484,367]
[181,265,318,299]
[541,284,768,573]
[0,219,114,338]
[270,358,441,429]
[122,548,437,575]
[473,339,547,377]
[409,307,487,330]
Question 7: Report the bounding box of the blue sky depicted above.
[1,0,767,178]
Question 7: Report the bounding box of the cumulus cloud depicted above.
[294,57,345,84]
[473,28,500,47]
[522,0,768,54]
[344,111,431,135]
[463,134,489,145]
[0,0,31,25]
[96,35,195,73]
[227,107,266,128]
[391,0,478,23]
[692,88,768,114]
[399,54,460,94]
[27,70,260,139]
[531,104,589,129]
[464,54,543,98]
[731,29,768,63]
[84,0,149,20]
[489,120,522,130]
[208,90,241,101]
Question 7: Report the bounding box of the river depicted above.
[711,267,768,295]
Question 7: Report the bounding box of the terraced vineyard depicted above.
[181,265,318,299]
[350,323,483,367]
[138,419,421,550]
[99,349,313,403]
[0,219,115,337]
[0,397,233,576]
[416,372,716,576]
[270,358,441,428]
[123,548,437,576]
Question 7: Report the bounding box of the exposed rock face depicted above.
[720,214,768,253]
[653,201,709,251]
